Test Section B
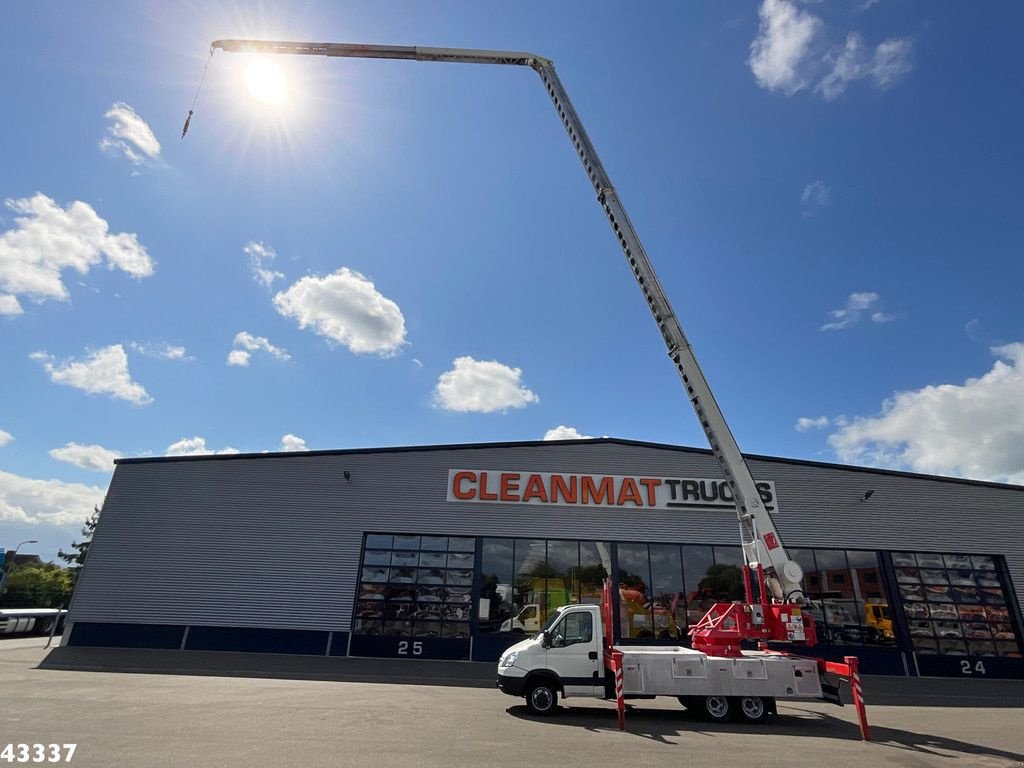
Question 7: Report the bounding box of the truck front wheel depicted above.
[702,695,732,723]
[526,682,558,716]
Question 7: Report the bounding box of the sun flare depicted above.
[244,57,288,106]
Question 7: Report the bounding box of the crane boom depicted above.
[209,39,806,603]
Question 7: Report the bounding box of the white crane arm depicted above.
[209,39,806,603]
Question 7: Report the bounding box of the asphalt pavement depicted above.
[2,636,1023,768]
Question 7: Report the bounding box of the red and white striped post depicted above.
[845,655,870,741]
[612,649,626,731]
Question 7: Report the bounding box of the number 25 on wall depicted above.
[960,660,986,675]
[397,640,423,656]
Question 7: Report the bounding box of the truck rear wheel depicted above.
[526,682,558,716]
[702,695,732,723]
[737,696,768,724]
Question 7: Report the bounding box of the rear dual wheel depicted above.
[680,695,768,724]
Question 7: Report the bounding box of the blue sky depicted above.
[1,1,1022,562]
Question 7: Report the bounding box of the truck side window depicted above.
[553,612,593,647]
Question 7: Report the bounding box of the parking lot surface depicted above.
[2,637,1023,768]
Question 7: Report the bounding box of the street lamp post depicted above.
[208,40,804,601]
[0,539,39,598]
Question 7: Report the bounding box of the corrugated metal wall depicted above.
[68,441,1024,633]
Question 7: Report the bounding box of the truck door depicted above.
[547,610,603,698]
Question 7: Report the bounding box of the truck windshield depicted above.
[537,607,566,637]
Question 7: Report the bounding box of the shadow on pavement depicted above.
[506,703,1024,762]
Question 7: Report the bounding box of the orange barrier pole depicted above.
[612,650,626,731]
[845,655,870,741]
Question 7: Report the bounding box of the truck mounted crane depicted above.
[204,40,868,737]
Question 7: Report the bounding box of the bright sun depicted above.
[244,57,288,106]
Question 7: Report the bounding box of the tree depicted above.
[0,562,73,608]
[58,505,100,586]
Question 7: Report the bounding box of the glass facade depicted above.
[352,534,1024,668]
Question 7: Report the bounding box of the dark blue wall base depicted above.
[773,644,908,676]
[69,622,185,650]
[185,626,329,655]
[471,634,524,663]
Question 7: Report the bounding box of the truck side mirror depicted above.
[541,631,551,649]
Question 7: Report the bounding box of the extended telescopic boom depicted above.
[210,39,806,603]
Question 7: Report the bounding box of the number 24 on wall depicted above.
[960,660,986,675]
[397,641,423,656]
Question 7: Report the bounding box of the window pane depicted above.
[682,545,715,627]
[448,537,476,552]
[706,547,744,603]
[362,550,391,566]
[618,543,652,639]
[365,534,393,550]
[479,538,513,634]
[420,536,448,551]
[650,544,684,641]
[545,540,579,615]
[513,539,548,630]
[392,534,421,550]
[579,542,611,605]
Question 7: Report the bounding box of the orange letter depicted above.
[581,476,614,505]
[550,474,578,504]
[452,471,476,500]
[478,471,498,501]
[639,478,662,506]
[500,472,521,502]
[521,474,550,503]
[616,477,643,506]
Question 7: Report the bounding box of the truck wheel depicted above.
[35,618,55,635]
[702,695,732,723]
[737,696,768,724]
[526,682,558,716]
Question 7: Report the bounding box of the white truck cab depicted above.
[497,604,606,713]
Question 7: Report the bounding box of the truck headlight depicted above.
[499,650,519,669]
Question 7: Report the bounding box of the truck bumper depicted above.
[496,674,526,697]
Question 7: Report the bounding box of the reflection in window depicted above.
[650,544,684,641]
[353,533,478,639]
[618,543,653,639]
[894,550,1022,658]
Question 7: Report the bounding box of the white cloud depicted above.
[0,428,12,447]
[128,341,189,360]
[820,291,897,331]
[99,102,161,166]
[280,434,307,451]
[434,356,539,413]
[828,343,1024,484]
[816,33,913,100]
[965,319,983,342]
[801,180,831,217]
[273,268,407,356]
[0,194,153,313]
[748,0,823,95]
[0,469,106,526]
[870,38,914,89]
[0,294,22,315]
[165,436,240,457]
[227,349,250,367]
[543,425,593,440]
[748,1,913,100]
[49,442,122,472]
[795,416,830,432]
[31,344,152,404]
[245,241,284,287]
[227,331,290,366]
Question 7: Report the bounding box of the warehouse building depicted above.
[64,438,1024,679]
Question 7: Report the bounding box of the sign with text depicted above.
[447,469,778,513]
